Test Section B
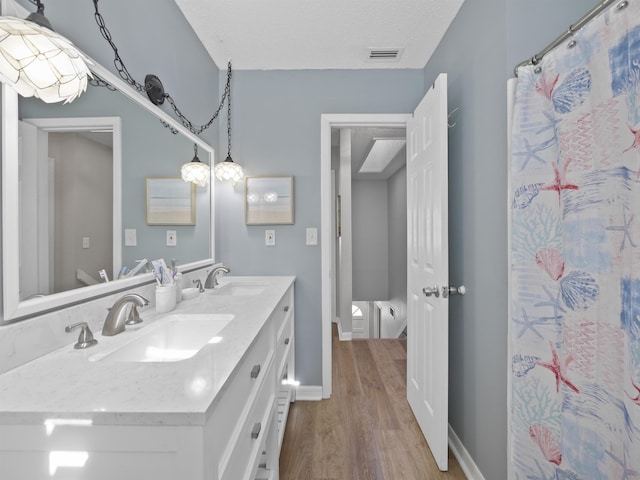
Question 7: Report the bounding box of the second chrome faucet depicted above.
[102,293,149,336]
[204,265,230,289]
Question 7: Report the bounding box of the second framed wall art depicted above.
[245,176,294,225]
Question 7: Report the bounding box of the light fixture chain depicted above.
[164,61,232,136]
[92,0,232,137]
[227,65,232,158]
[92,1,146,94]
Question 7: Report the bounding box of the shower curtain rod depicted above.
[513,0,623,76]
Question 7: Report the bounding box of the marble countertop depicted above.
[0,276,295,427]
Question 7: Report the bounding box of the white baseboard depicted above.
[448,425,485,480]
[337,320,352,341]
[295,385,323,401]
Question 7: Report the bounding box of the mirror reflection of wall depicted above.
[17,82,211,299]
[19,126,114,300]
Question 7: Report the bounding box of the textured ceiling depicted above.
[174,0,465,70]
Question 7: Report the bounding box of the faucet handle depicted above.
[193,279,205,293]
[65,322,98,349]
[125,305,143,326]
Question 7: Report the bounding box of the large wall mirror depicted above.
[1,0,215,322]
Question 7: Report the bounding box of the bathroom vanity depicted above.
[0,276,295,480]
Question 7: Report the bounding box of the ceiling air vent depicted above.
[367,48,403,63]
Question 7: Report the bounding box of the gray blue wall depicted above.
[215,69,425,385]
[422,0,596,478]
[352,179,389,301]
[387,165,407,317]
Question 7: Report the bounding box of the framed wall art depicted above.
[245,176,294,225]
[146,177,195,225]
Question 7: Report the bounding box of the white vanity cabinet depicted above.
[0,277,295,480]
[210,284,295,480]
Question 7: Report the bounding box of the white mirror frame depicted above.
[1,0,216,323]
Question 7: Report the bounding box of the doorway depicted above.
[321,77,451,471]
[19,116,121,299]
[320,114,411,398]
[331,125,408,340]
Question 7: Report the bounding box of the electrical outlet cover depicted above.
[265,230,276,246]
[306,227,318,245]
[125,229,137,247]
[166,230,177,246]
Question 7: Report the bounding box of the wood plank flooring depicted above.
[279,324,467,480]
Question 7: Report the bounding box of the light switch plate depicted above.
[306,227,318,246]
[82,237,90,249]
[166,230,177,246]
[125,229,137,247]
[265,230,275,246]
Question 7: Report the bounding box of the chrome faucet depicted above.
[102,294,149,336]
[204,265,230,289]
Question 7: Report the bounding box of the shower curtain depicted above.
[510,2,640,479]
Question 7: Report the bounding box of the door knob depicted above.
[422,285,440,297]
[442,285,466,298]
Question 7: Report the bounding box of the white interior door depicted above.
[406,73,449,471]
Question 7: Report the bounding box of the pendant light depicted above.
[214,66,244,184]
[181,143,210,187]
[0,0,91,104]
[90,3,242,182]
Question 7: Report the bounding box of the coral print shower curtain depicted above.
[510,2,640,479]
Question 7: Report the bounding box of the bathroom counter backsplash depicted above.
[0,267,211,374]
[0,275,295,426]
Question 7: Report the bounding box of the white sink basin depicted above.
[209,283,266,296]
[93,314,234,363]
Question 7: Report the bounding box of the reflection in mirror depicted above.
[2,0,216,322]
[17,80,212,301]
[18,116,119,300]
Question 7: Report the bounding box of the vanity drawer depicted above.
[219,361,276,480]
[210,319,275,457]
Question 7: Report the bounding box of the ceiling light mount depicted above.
[144,74,165,105]
[25,1,52,30]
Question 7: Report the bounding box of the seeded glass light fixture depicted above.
[214,66,243,184]
[181,144,209,187]
[0,0,91,103]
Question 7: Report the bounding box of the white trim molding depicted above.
[448,425,486,480]
[295,386,323,401]
[337,319,352,341]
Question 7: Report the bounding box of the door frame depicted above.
[320,113,411,398]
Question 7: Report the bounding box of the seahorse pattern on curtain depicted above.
[510,2,640,479]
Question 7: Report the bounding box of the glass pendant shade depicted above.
[181,159,210,187]
[214,156,244,184]
[0,16,91,104]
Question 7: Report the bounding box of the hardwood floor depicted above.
[279,324,467,480]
